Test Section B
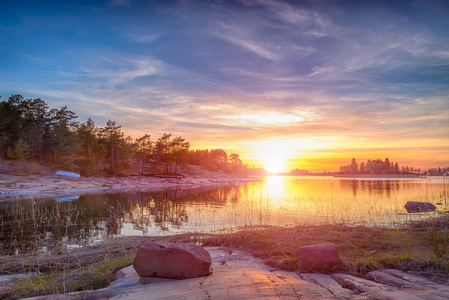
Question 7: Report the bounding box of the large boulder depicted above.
[404,201,437,213]
[133,242,212,279]
[295,242,340,272]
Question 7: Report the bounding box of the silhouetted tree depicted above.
[136,134,152,175]
[98,120,125,176]
[76,118,98,175]
[171,136,189,173]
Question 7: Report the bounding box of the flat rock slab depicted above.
[23,250,449,300]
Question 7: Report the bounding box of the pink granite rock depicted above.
[133,242,212,279]
[295,242,340,272]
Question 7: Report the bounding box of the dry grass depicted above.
[1,218,449,299]
[0,234,207,300]
[202,221,449,282]
[0,234,206,275]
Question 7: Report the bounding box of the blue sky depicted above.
[1,0,448,171]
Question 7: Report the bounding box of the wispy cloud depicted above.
[124,31,161,43]
[1,0,448,170]
[212,22,279,60]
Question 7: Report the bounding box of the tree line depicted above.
[339,158,448,175]
[0,94,262,176]
[289,168,310,175]
[189,149,265,175]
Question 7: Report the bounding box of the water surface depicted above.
[1,176,447,255]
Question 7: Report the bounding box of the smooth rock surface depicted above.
[133,242,211,279]
[22,250,449,300]
[295,242,340,272]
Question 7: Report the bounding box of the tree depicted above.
[7,138,29,172]
[153,140,164,175]
[350,158,358,174]
[359,162,365,173]
[156,133,172,173]
[47,106,79,171]
[76,118,98,175]
[0,96,22,159]
[18,98,49,162]
[229,153,242,166]
[229,153,243,173]
[290,168,309,175]
[98,120,125,176]
[136,134,152,175]
[209,149,228,171]
[170,136,189,173]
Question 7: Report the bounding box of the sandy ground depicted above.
[0,165,258,200]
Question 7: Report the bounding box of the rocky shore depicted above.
[0,165,258,200]
[22,247,449,300]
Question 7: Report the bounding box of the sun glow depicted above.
[251,140,291,174]
[264,156,286,174]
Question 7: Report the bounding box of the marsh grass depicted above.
[0,199,87,255]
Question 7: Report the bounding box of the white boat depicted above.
[55,171,80,178]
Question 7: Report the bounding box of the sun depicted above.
[251,140,289,174]
[264,156,286,174]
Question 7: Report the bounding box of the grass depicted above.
[1,218,448,299]
[201,219,449,279]
[3,256,134,299]
[0,234,205,300]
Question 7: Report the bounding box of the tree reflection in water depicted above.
[1,177,446,255]
[0,185,234,255]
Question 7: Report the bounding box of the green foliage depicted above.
[7,139,29,173]
[136,134,152,175]
[3,256,134,300]
[7,138,29,161]
[0,93,256,176]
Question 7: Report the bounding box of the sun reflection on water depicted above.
[1,176,447,254]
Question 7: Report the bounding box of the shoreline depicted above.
[333,174,420,178]
[0,166,259,200]
[2,219,449,299]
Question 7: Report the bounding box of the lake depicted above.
[0,176,447,255]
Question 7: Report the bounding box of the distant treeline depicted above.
[189,149,265,175]
[0,94,264,176]
[289,168,310,175]
[339,158,448,175]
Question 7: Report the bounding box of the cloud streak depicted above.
[0,0,448,171]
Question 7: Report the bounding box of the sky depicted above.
[1,0,448,172]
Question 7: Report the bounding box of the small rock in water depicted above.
[404,201,437,213]
[133,242,212,280]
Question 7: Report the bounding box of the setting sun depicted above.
[250,140,290,173]
[264,156,285,174]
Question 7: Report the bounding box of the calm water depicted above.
[0,176,447,255]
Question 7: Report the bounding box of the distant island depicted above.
[338,158,448,176]
[288,158,448,177]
